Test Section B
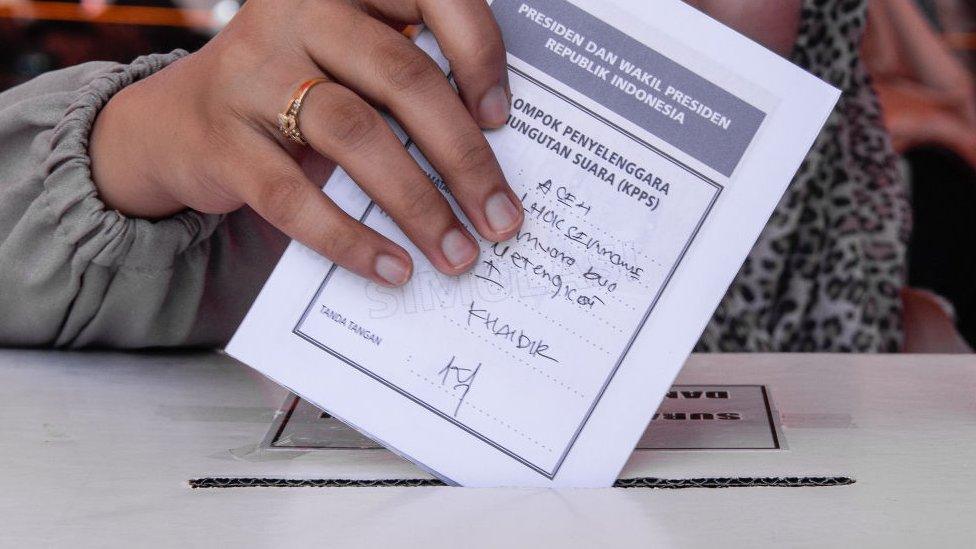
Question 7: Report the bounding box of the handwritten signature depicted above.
[439,356,482,417]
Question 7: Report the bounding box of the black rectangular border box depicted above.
[293,65,726,480]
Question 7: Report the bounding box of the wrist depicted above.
[90,80,185,219]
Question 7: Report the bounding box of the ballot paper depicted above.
[227,0,839,487]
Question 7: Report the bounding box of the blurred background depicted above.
[1,0,974,352]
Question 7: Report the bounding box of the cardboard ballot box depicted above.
[2,350,974,546]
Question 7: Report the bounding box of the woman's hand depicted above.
[684,0,800,56]
[89,0,524,287]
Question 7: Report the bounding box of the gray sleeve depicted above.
[0,51,287,349]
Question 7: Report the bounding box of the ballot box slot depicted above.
[262,385,785,451]
[187,476,855,489]
[198,386,852,490]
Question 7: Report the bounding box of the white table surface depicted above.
[2,350,974,548]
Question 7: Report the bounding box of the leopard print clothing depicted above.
[695,0,911,352]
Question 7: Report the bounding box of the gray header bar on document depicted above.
[492,0,766,177]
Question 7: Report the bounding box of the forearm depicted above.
[881,0,975,111]
[0,54,228,348]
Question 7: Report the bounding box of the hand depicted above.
[684,0,800,56]
[89,0,524,287]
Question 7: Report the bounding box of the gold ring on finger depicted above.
[277,77,329,145]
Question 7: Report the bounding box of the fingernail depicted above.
[485,191,520,234]
[375,254,410,286]
[479,85,510,128]
[441,228,479,268]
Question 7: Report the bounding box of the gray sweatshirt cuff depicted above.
[42,49,223,271]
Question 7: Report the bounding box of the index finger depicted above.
[236,139,414,287]
[365,0,511,128]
